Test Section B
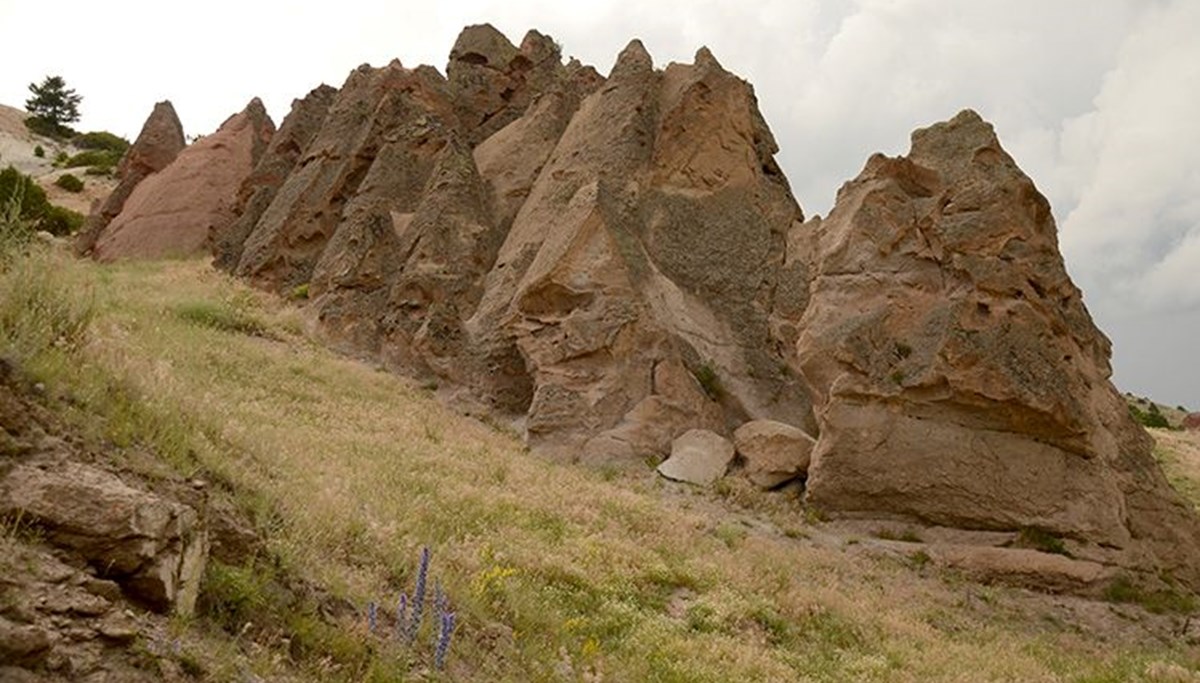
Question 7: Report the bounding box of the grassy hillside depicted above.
[3,244,1200,681]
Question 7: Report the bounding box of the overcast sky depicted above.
[2,0,1197,408]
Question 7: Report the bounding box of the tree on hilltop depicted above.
[25,75,82,138]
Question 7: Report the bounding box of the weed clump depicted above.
[174,300,268,337]
[693,361,722,399]
[1014,527,1070,556]
[1103,575,1196,615]
[54,173,84,193]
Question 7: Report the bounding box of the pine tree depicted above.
[25,76,82,137]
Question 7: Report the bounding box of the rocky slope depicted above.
[81,25,1200,594]
[0,360,211,681]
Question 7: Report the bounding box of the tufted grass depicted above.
[6,251,1200,681]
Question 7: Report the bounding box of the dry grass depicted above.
[1154,428,1200,512]
[8,253,1200,681]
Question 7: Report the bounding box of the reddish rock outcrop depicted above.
[91,99,274,262]
[1185,413,1200,431]
[213,85,338,272]
[74,101,185,255]
[795,110,1200,588]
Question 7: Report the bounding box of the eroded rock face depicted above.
[91,98,275,262]
[74,101,186,255]
[235,62,458,291]
[1185,413,1200,431]
[795,110,1200,587]
[213,85,338,272]
[466,41,808,460]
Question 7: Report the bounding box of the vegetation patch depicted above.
[1102,575,1196,615]
[693,361,722,399]
[1130,402,1170,429]
[0,166,84,235]
[174,300,269,337]
[1014,527,1070,556]
[54,173,84,193]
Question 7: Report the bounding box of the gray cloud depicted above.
[1,0,1194,406]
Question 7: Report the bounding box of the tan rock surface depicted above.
[657,429,735,485]
[92,98,274,261]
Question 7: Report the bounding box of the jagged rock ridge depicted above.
[86,25,1200,594]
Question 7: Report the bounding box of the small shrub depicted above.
[874,527,923,543]
[65,149,122,172]
[290,283,310,301]
[72,130,130,154]
[54,173,84,193]
[910,550,932,568]
[33,145,45,158]
[1014,527,1069,556]
[0,166,74,234]
[83,166,112,177]
[24,116,73,140]
[53,151,68,167]
[1130,404,1169,429]
[693,362,721,399]
[40,205,85,236]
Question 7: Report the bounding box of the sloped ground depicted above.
[3,247,1200,681]
[0,103,117,214]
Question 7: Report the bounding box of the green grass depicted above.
[174,299,270,337]
[4,253,1200,681]
[1014,528,1070,556]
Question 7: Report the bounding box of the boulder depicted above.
[92,98,275,261]
[795,110,1200,588]
[74,101,186,255]
[0,462,209,615]
[733,419,815,488]
[213,84,338,272]
[1184,413,1200,431]
[657,429,734,485]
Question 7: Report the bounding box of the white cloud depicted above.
[1057,0,1200,314]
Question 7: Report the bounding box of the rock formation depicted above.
[84,25,1200,593]
[794,110,1200,588]
[1185,413,1200,431]
[89,98,274,262]
[213,85,338,272]
[74,101,185,255]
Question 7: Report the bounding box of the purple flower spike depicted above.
[367,600,378,633]
[435,610,456,670]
